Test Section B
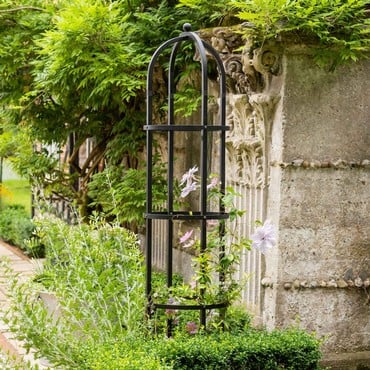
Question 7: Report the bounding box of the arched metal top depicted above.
[146,23,227,129]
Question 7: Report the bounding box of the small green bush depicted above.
[0,205,44,257]
[74,327,322,370]
[78,338,171,370]
[2,215,147,367]
[153,329,323,370]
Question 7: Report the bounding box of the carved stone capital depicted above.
[199,27,282,94]
[225,92,280,187]
[241,40,283,92]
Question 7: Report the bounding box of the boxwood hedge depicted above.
[152,328,323,370]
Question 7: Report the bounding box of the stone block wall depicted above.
[266,51,370,364]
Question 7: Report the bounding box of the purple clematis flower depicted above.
[180,182,198,198]
[185,321,198,335]
[180,230,195,248]
[180,166,198,186]
[207,177,219,190]
[180,229,193,244]
[180,166,199,197]
[165,297,178,317]
[250,220,277,255]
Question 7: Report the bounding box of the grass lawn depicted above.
[0,179,32,216]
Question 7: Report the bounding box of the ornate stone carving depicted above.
[209,27,243,54]
[200,27,282,93]
[223,55,254,94]
[241,40,282,91]
[225,93,279,188]
[203,27,282,310]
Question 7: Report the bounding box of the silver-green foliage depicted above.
[88,160,168,230]
[1,215,146,368]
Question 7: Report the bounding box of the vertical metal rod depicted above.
[218,42,227,294]
[146,52,155,316]
[199,36,209,330]
[166,42,181,291]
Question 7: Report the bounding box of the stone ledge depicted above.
[321,351,370,370]
[271,159,370,169]
[261,277,370,291]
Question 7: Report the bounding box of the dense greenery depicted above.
[230,0,370,68]
[0,205,44,257]
[0,217,323,369]
[180,0,369,67]
[1,0,368,224]
[0,0,204,219]
[87,159,168,230]
[1,215,146,367]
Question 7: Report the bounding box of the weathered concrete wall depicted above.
[265,51,370,363]
[201,27,370,366]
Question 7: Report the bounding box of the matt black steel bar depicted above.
[145,23,229,335]
[145,58,154,313]
[144,124,229,131]
[145,34,187,314]
[166,41,181,292]
[182,25,209,328]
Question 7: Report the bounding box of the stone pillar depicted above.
[203,27,370,366]
[267,49,370,364]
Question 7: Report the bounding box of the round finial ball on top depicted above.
[183,23,192,32]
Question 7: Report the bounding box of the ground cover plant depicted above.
[1,214,148,368]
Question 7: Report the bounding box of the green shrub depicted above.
[88,161,168,231]
[78,337,171,370]
[0,205,44,257]
[2,215,146,368]
[154,329,323,370]
[1,215,323,369]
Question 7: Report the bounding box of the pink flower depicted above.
[185,321,198,335]
[180,166,198,186]
[180,230,193,244]
[180,230,195,248]
[180,182,198,198]
[250,220,277,255]
[189,280,197,289]
[165,298,178,317]
[207,177,219,190]
[207,219,218,228]
[180,166,199,197]
[182,240,195,248]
